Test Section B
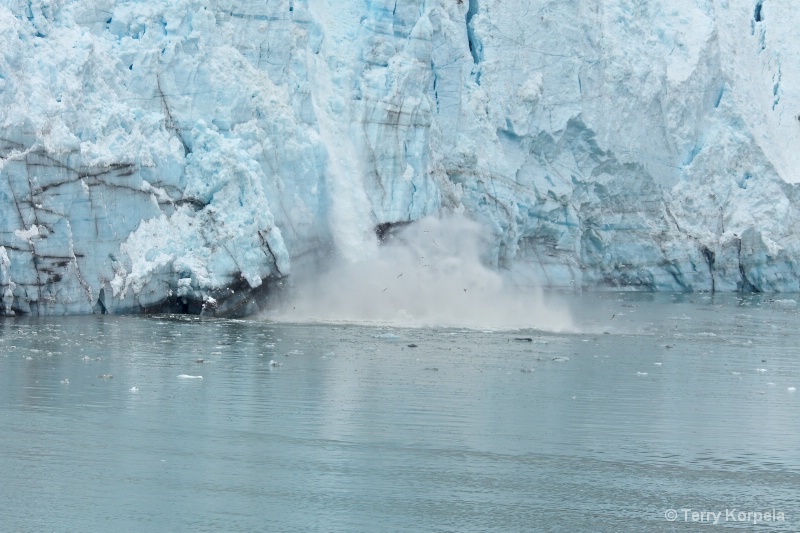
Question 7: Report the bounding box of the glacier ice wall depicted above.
[1,0,799,315]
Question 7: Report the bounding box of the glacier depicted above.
[1,0,799,316]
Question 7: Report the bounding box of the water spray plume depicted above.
[266,215,573,331]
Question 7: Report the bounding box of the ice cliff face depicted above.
[1,0,799,315]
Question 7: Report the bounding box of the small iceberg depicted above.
[177,374,203,379]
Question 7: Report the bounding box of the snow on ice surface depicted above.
[1,0,800,316]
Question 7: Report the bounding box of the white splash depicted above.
[266,215,572,331]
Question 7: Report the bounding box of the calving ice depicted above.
[676,508,786,524]
[1,0,800,316]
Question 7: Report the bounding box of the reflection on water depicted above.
[1,293,799,531]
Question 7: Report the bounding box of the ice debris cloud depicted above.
[1,0,800,316]
[267,215,573,331]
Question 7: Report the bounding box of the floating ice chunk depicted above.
[654,362,662,366]
[637,372,648,376]
[756,368,767,372]
[130,387,139,392]
[269,360,281,367]
[789,387,797,392]
[60,378,69,384]
[177,374,203,379]
[552,357,569,362]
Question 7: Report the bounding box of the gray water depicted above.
[1,293,799,532]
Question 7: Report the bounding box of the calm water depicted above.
[1,293,799,532]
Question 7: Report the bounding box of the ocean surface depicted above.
[1,292,799,532]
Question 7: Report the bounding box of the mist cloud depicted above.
[265,215,573,331]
